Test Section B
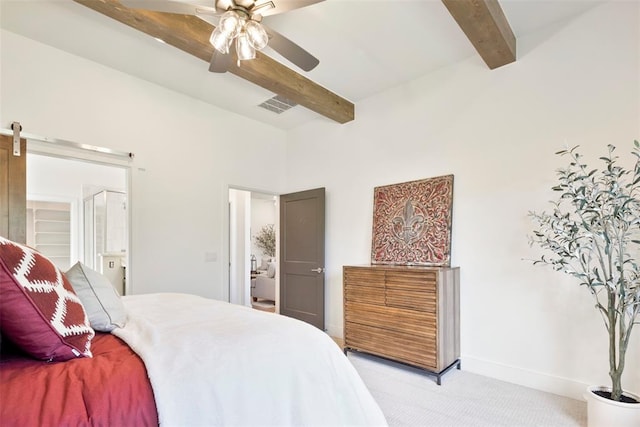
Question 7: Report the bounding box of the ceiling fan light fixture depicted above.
[245,20,268,50]
[218,10,243,38]
[209,28,231,54]
[236,32,256,61]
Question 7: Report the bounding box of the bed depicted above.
[0,236,387,426]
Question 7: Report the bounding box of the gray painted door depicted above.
[279,188,325,330]
[0,135,26,243]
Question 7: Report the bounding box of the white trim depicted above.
[0,128,133,160]
[223,186,231,303]
[124,166,133,295]
[243,191,252,307]
[461,355,590,401]
[26,139,132,168]
[224,184,279,308]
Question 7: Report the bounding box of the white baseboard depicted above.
[461,355,590,401]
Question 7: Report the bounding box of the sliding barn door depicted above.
[0,135,27,243]
[280,188,325,330]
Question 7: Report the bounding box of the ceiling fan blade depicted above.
[209,44,235,73]
[263,25,319,71]
[258,0,324,17]
[120,0,218,16]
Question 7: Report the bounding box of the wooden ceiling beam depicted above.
[441,0,516,69]
[73,0,354,124]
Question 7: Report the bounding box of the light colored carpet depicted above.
[348,352,587,427]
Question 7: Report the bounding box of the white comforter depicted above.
[113,293,387,427]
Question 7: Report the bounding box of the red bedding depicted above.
[0,332,158,427]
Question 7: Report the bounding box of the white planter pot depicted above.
[584,386,640,427]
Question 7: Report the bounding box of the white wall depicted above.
[1,30,287,301]
[285,1,640,400]
[27,154,126,200]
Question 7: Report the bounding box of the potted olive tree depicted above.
[529,143,640,427]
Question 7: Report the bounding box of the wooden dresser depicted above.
[343,264,460,384]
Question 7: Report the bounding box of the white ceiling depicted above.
[1,0,604,130]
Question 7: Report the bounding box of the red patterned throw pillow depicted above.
[0,236,94,361]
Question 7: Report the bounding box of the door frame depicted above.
[224,185,280,309]
[25,147,133,293]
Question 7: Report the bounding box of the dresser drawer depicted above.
[385,271,437,312]
[384,287,436,312]
[345,302,435,337]
[344,284,385,306]
[344,267,385,288]
[345,321,437,370]
[344,266,387,306]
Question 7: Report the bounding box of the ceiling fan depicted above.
[120,0,322,73]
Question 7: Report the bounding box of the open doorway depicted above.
[26,153,129,294]
[228,188,278,312]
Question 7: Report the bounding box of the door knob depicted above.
[311,267,325,273]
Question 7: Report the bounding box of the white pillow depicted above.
[267,262,276,278]
[65,262,127,332]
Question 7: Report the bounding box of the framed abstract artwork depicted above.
[371,175,454,266]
